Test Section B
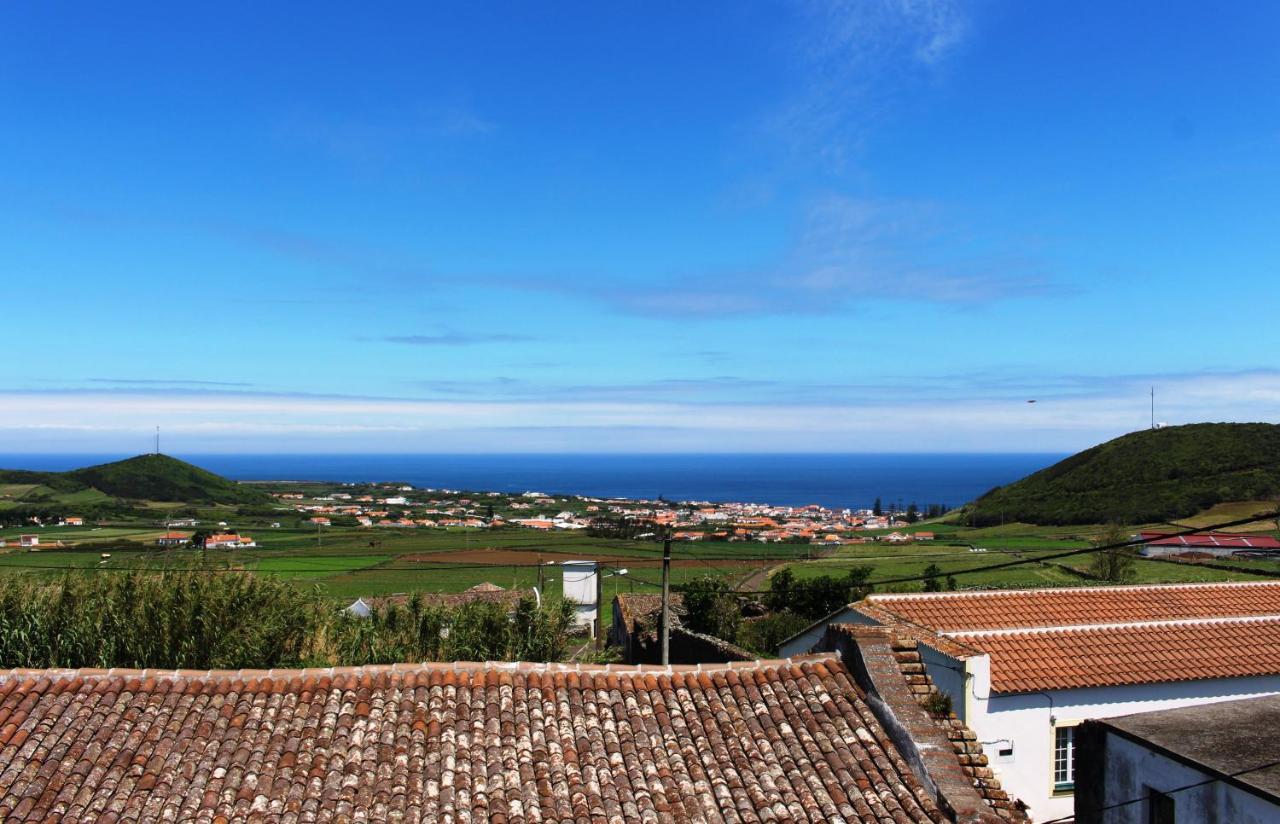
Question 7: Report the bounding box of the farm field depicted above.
[0,524,768,632]
[4,516,1277,635]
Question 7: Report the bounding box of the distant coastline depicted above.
[0,453,1065,511]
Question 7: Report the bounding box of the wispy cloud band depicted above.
[3,370,1277,453]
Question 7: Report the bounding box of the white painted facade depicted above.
[561,560,599,633]
[929,645,1280,822]
[1088,731,1279,823]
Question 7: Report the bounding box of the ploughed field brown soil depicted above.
[401,548,752,567]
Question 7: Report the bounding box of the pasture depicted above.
[2,517,1275,636]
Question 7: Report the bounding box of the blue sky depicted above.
[2,1,1278,453]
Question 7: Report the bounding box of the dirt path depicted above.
[737,562,781,592]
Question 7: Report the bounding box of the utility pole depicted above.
[660,537,671,666]
[595,562,604,650]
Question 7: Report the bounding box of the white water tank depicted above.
[561,560,598,631]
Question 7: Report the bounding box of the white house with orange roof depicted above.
[779,581,1280,822]
[203,532,255,549]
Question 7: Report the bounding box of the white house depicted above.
[204,532,256,549]
[779,582,1280,822]
[1075,694,1280,823]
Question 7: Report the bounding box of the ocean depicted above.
[0,453,1064,511]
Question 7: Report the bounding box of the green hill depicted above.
[964,423,1280,526]
[0,455,269,505]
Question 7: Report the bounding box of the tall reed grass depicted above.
[0,572,577,669]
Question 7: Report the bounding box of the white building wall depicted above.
[561,561,598,631]
[935,666,1280,823]
[776,606,866,657]
[1097,732,1278,823]
[916,644,970,722]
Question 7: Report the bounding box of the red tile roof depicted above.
[0,656,958,823]
[1139,531,1280,550]
[859,581,1280,632]
[951,617,1280,694]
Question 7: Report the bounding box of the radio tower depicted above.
[1150,387,1155,430]
[155,426,161,455]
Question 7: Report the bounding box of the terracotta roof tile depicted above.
[952,617,1280,694]
[0,656,954,823]
[614,593,685,633]
[861,581,1280,632]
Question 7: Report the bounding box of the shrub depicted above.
[736,611,811,655]
[766,566,873,619]
[680,575,741,641]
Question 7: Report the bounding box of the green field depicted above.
[0,524,767,633]
[2,516,1276,638]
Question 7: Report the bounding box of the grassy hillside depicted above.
[0,455,269,505]
[964,423,1280,526]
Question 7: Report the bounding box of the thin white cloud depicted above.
[593,195,1057,316]
[378,332,534,346]
[1,370,1277,453]
[273,103,495,164]
[769,0,972,170]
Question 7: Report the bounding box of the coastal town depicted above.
[266,484,940,544]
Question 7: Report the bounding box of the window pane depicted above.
[1054,726,1075,788]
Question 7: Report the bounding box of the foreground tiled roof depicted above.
[858,581,1280,632]
[951,617,1280,694]
[821,626,1027,821]
[0,655,957,823]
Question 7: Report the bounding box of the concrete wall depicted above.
[1076,728,1279,824]
[776,606,866,657]
[956,675,1280,823]
[916,643,971,722]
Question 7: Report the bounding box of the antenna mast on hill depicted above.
[1150,386,1155,430]
[155,426,161,455]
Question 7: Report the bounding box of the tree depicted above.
[922,563,943,592]
[767,567,873,619]
[736,611,811,655]
[1088,523,1137,583]
[906,503,919,523]
[765,568,796,614]
[845,566,874,602]
[873,497,883,517]
[681,576,741,641]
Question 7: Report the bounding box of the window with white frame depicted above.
[1053,725,1076,792]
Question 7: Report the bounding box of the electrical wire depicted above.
[1037,757,1280,824]
[714,510,1280,594]
[2,510,1276,583]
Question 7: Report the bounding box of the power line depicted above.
[1038,756,1280,824]
[859,511,1279,588]
[0,560,563,574]
[3,511,1277,584]
[647,510,1280,596]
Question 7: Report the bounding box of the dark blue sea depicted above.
[0,453,1064,511]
